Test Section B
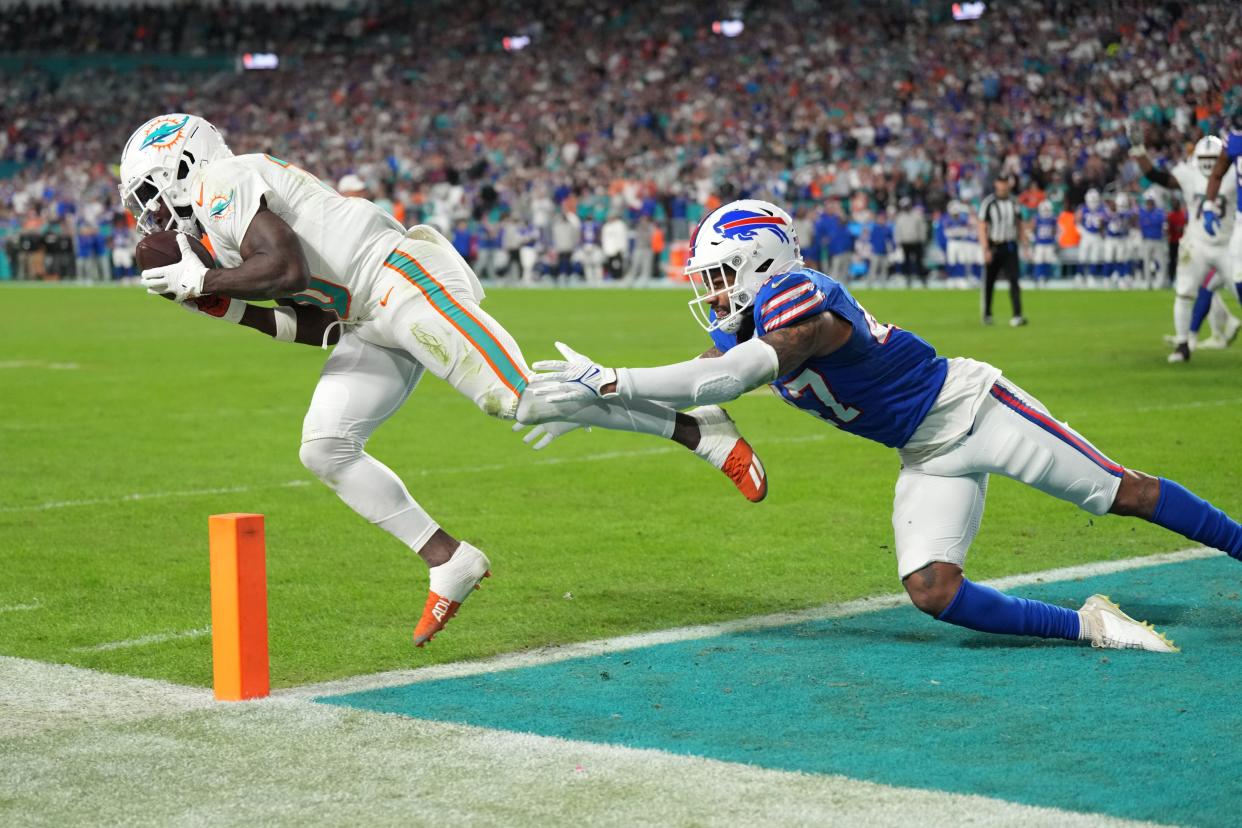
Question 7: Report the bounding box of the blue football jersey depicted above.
[709,269,947,448]
[1228,131,1242,211]
[1138,207,1165,240]
[1033,216,1057,244]
[1079,205,1107,234]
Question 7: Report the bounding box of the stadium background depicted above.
[2,0,1238,284]
[3,1,1242,826]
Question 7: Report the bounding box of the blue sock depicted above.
[1190,287,1214,334]
[937,578,1080,640]
[1152,479,1242,559]
[1236,282,1242,307]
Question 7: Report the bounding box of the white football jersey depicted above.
[189,154,405,320]
[1170,160,1237,247]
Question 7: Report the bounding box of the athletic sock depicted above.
[936,578,1080,640]
[1152,479,1242,560]
[1190,287,1214,334]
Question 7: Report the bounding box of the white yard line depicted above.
[71,626,212,653]
[0,480,311,514]
[0,599,41,613]
[2,433,831,513]
[286,546,1220,700]
[1129,396,1242,414]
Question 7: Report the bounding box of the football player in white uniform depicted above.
[1130,134,1239,362]
[119,114,767,646]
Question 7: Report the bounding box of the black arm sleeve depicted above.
[1144,167,1176,189]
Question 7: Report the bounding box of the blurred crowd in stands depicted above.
[0,0,1239,283]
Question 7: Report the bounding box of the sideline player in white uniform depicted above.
[119,114,767,646]
[528,199,1242,652]
[1077,189,1109,285]
[1130,134,1239,362]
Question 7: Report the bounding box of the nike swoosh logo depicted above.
[379,287,394,307]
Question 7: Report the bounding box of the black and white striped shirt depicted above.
[979,194,1018,243]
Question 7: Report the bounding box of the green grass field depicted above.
[2,284,1239,690]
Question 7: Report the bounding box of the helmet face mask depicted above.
[119,114,232,236]
[684,199,802,334]
[1194,135,1222,177]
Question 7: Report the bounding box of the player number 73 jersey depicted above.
[189,153,407,320]
[709,269,948,449]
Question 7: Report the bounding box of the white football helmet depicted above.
[1194,135,1223,177]
[1115,192,1131,211]
[1085,189,1101,209]
[119,114,232,236]
[1037,200,1053,218]
[685,199,802,334]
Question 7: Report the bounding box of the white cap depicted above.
[337,174,366,193]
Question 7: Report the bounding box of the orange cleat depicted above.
[689,405,768,502]
[413,543,491,647]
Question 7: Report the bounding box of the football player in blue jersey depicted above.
[1077,189,1109,285]
[1203,102,1242,306]
[1029,201,1058,283]
[529,199,1242,653]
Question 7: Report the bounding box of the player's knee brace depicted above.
[299,437,363,485]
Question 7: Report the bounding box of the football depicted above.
[134,231,215,271]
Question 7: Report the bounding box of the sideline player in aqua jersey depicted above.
[1029,201,1058,283]
[1203,103,1242,304]
[1130,131,1240,362]
[119,114,768,647]
[528,199,1242,653]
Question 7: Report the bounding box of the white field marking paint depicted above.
[0,657,1173,828]
[0,359,80,370]
[0,655,214,738]
[0,599,41,613]
[287,546,1220,700]
[71,626,211,653]
[0,479,311,514]
[1128,396,1242,414]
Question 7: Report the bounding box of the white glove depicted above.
[140,234,207,302]
[530,341,619,404]
[511,419,584,450]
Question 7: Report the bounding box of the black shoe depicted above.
[1009,316,1028,327]
[982,315,994,326]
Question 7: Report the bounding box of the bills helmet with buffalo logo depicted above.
[685,199,802,334]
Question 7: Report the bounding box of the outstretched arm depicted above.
[1129,145,1176,189]
[532,312,852,410]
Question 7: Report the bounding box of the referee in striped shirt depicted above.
[977,174,1027,327]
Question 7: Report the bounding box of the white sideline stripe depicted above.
[286,546,1221,700]
[0,480,312,513]
[0,656,1167,827]
[1,434,829,513]
[0,599,41,613]
[72,626,212,653]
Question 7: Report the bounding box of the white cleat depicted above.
[1078,594,1178,653]
[1200,317,1241,350]
[688,405,767,502]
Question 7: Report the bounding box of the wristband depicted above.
[273,306,297,342]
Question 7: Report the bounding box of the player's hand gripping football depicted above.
[530,341,618,403]
[140,234,208,302]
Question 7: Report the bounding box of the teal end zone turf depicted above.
[321,557,1242,827]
